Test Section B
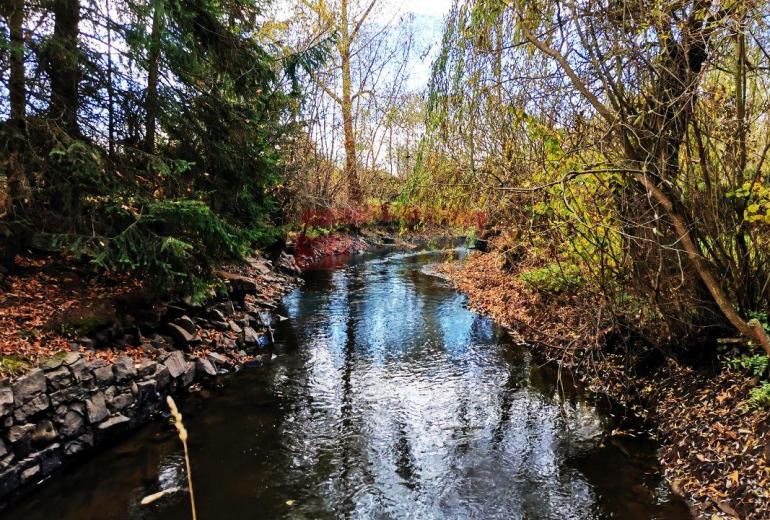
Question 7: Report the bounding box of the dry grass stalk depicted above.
[167,395,198,520]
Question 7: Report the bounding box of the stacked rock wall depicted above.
[0,349,217,504]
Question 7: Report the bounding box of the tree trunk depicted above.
[145,0,163,153]
[9,0,25,122]
[339,0,361,203]
[49,0,80,135]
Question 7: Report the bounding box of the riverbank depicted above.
[0,251,299,507]
[435,248,770,519]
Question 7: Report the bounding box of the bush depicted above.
[519,262,583,294]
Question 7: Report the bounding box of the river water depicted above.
[5,249,691,519]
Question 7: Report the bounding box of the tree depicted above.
[48,0,80,134]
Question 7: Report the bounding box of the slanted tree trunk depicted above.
[49,0,80,135]
[144,0,163,153]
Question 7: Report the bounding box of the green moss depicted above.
[0,356,32,378]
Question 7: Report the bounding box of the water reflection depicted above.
[3,249,690,520]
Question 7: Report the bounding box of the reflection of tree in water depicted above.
[394,420,420,491]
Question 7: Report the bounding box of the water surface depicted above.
[5,249,690,519]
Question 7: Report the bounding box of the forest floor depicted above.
[0,252,297,379]
[436,246,770,520]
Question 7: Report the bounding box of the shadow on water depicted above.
[4,248,692,520]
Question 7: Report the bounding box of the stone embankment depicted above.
[0,253,300,507]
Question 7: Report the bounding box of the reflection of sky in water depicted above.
[277,252,602,518]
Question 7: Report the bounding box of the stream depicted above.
[4,248,691,519]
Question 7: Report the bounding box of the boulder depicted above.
[228,320,242,334]
[163,351,188,379]
[69,358,93,384]
[45,367,72,390]
[136,380,158,403]
[113,357,137,383]
[58,410,85,438]
[242,327,260,346]
[173,316,198,335]
[206,308,227,322]
[13,393,49,422]
[62,351,82,366]
[40,356,64,371]
[109,392,134,411]
[195,358,217,378]
[165,323,198,348]
[278,251,301,274]
[207,352,228,367]
[98,414,130,432]
[135,360,158,378]
[63,433,93,456]
[154,366,171,390]
[49,386,83,407]
[0,468,20,500]
[92,365,114,387]
[85,392,109,423]
[12,369,46,403]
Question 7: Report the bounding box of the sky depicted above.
[384,0,454,89]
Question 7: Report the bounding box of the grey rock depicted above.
[35,443,62,475]
[242,326,260,345]
[166,323,197,348]
[45,367,73,390]
[20,464,40,484]
[0,386,13,416]
[206,308,227,322]
[31,420,57,445]
[12,369,46,403]
[196,357,217,377]
[228,320,242,334]
[98,414,130,432]
[163,351,188,379]
[85,392,109,423]
[110,392,134,411]
[13,393,50,422]
[211,320,229,331]
[92,365,114,387]
[41,356,64,371]
[136,380,158,403]
[135,360,157,378]
[58,410,84,438]
[63,433,93,456]
[154,366,171,390]
[69,359,93,384]
[212,301,235,316]
[62,352,82,366]
[207,352,228,366]
[113,357,137,383]
[49,386,83,407]
[174,315,198,335]
[0,439,7,458]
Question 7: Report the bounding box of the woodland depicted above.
[1,0,770,518]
